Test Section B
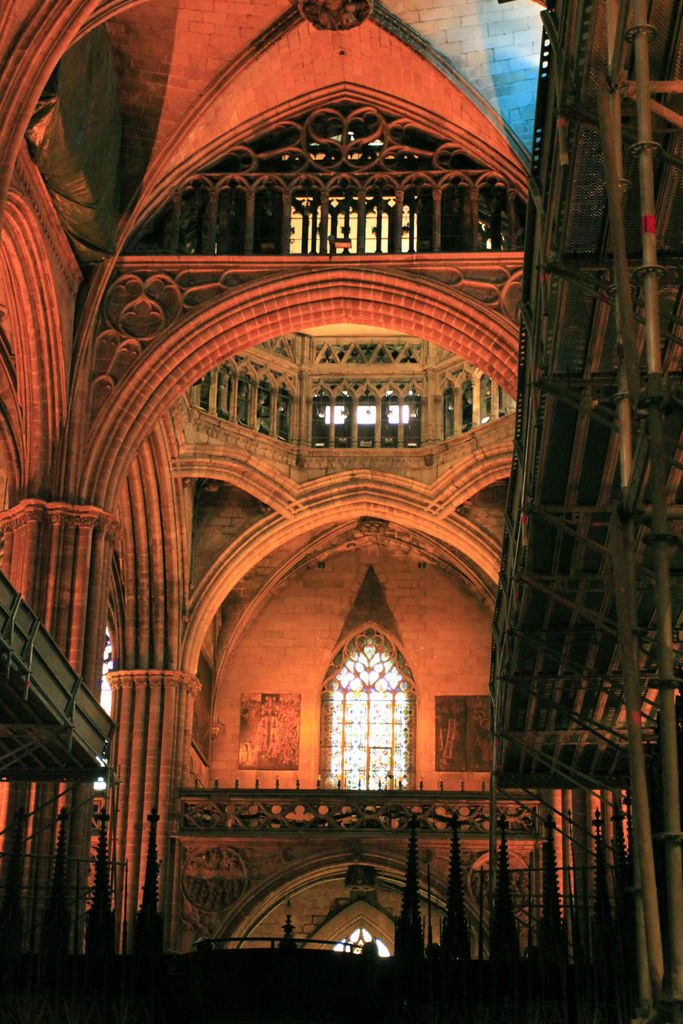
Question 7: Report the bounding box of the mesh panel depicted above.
[564,126,606,254]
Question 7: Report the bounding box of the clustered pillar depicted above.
[109,669,200,950]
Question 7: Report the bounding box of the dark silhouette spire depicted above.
[611,796,632,913]
[612,796,637,1013]
[591,808,612,943]
[134,807,163,957]
[0,807,26,960]
[394,815,423,959]
[86,810,115,959]
[537,814,566,989]
[40,806,71,960]
[441,814,470,962]
[279,913,297,949]
[489,814,519,973]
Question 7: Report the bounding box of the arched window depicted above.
[100,626,114,716]
[311,388,330,446]
[443,385,455,439]
[334,928,391,957]
[320,627,416,789]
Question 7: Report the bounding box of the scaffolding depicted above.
[491,0,683,1018]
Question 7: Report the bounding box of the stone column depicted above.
[228,368,238,421]
[0,499,116,687]
[109,669,200,951]
[0,500,117,949]
[491,381,500,419]
[472,371,482,427]
[455,381,463,434]
[393,190,404,253]
[297,371,310,446]
[432,188,442,253]
[245,191,255,254]
[351,393,359,447]
[356,190,366,255]
[208,369,218,415]
[467,186,479,251]
[319,191,329,255]
[281,189,292,254]
[397,393,405,447]
[205,191,218,255]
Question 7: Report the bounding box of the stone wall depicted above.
[211,544,492,791]
[385,0,541,152]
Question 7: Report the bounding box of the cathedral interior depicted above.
[0,0,682,1021]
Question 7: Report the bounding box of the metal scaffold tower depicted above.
[491,0,683,1019]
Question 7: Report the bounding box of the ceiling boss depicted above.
[298,0,373,31]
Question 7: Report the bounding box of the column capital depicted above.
[0,498,116,535]
[108,669,201,696]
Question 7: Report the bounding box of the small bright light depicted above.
[334,928,391,957]
[323,405,348,425]
[356,405,376,424]
[386,404,410,425]
[481,416,490,424]
[93,776,107,792]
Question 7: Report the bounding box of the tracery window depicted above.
[334,928,391,957]
[190,342,515,448]
[320,628,416,790]
[126,103,525,257]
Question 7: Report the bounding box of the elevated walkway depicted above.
[0,571,114,780]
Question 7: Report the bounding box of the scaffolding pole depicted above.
[631,1,683,1018]
[598,1,663,1012]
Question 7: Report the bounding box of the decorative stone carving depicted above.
[180,791,538,836]
[299,0,372,31]
[90,253,521,423]
[182,845,250,913]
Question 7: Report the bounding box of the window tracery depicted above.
[333,928,391,957]
[319,627,416,790]
[127,104,525,257]
[190,337,514,448]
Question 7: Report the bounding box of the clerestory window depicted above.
[320,627,416,789]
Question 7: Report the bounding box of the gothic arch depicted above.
[173,433,513,522]
[204,845,433,948]
[319,624,417,790]
[1,188,68,492]
[209,506,503,703]
[78,269,518,508]
[121,32,528,243]
[181,491,500,674]
[307,899,395,955]
[112,420,186,670]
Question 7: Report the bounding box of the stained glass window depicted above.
[334,928,391,957]
[320,627,416,789]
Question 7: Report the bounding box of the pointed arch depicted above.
[79,269,518,509]
[309,899,395,956]
[319,624,416,790]
[1,187,70,491]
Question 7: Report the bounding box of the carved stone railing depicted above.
[179,789,539,838]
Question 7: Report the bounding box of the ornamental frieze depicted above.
[179,790,538,836]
